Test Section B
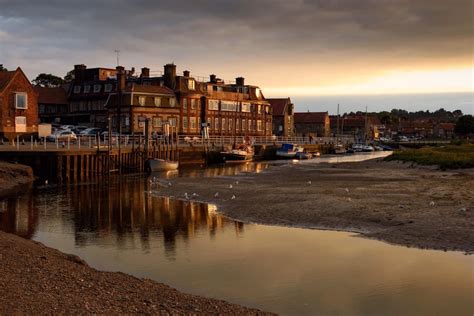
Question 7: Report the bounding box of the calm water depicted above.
[1,159,472,315]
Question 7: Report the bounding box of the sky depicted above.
[0,0,472,113]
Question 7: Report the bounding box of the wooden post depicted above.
[65,155,71,181]
[57,156,63,182]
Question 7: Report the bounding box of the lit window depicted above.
[228,119,233,131]
[154,97,161,107]
[208,100,219,111]
[83,85,91,93]
[242,119,246,131]
[236,119,240,131]
[215,118,220,130]
[93,85,101,93]
[221,101,237,111]
[190,117,196,129]
[139,96,146,106]
[241,102,250,112]
[257,120,263,131]
[248,120,252,131]
[169,98,176,107]
[15,93,28,109]
[182,117,188,129]
[153,117,162,128]
[222,118,226,131]
[73,86,81,94]
[187,79,195,90]
[104,84,113,92]
[182,98,187,109]
[190,99,196,109]
[255,88,261,98]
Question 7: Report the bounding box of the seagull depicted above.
[184,193,189,200]
[214,192,219,198]
[307,180,312,185]
[192,193,198,197]
[231,194,236,200]
[168,182,172,186]
[229,184,233,189]
[429,201,435,207]
[44,180,48,185]
[345,188,350,193]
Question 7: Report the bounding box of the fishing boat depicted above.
[220,144,254,163]
[333,144,347,154]
[276,143,304,159]
[295,151,313,160]
[146,159,179,172]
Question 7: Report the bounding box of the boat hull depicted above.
[147,159,179,172]
[221,152,253,163]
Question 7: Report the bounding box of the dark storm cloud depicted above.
[0,0,472,84]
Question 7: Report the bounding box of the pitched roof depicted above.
[127,84,174,95]
[267,98,290,116]
[294,112,329,124]
[0,70,17,93]
[34,86,68,105]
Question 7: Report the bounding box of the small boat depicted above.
[295,151,313,160]
[220,144,254,163]
[334,144,347,154]
[276,143,304,159]
[362,145,375,152]
[351,144,364,152]
[146,159,179,172]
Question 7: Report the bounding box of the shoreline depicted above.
[156,158,473,253]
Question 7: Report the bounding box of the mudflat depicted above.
[157,159,474,253]
[0,162,33,199]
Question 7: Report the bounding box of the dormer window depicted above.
[104,84,113,92]
[73,86,81,94]
[83,85,91,93]
[15,93,28,109]
[139,96,146,106]
[187,79,195,90]
[154,97,161,107]
[93,84,101,93]
[170,98,176,107]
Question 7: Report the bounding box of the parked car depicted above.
[72,126,88,134]
[47,130,78,142]
[79,128,102,136]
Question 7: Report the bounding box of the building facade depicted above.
[294,112,330,137]
[36,86,69,124]
[0,67,38,139]
[268,98,295,137]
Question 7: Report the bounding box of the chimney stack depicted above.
[73,64,87,83]
[236,77,245,86]
[116,66,126,92]
[164,63,177,89]
[210,74,217,83]
[141,67,150,78]
[183,70,190,77]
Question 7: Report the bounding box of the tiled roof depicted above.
[267,98,290,116]
[294,112,329,124]
[0,70,17,93]
[34,86,68,105]
[128,84,174,95]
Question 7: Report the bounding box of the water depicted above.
[1,159,472,315]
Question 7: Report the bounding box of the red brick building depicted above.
[294,112,330,137]
[0,67,38,140]
[35,86,68,123]
[268,98,295,137]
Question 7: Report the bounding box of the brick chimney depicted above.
[116,66,126,92]
[164,63,176,89]
[74,64,87,83]
[141,67,150,78]
[209,74,217,83]
[183,70,190,77]
[236,77,245,86]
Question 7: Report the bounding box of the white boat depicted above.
[362,145,375,152]
[334,144,347,154]
[276,143,304,159]
[147,159,179,172]
[220,144,254,163]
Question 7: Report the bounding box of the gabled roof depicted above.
[267,98,290,116]
[34,86,68,105]
[0,70,17,93]
[294,112,329,124]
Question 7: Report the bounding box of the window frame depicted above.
[15,93,28,109]
[138,96,146,106]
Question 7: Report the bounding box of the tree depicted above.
[0,64,7,71]
[454,115,474,136]
[32,73,64,87]
[64,70,74,82]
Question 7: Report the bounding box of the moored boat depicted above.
[146,159,179,172]
[220,144,254,163]
[276,143,304,159]
[333,144,347,154]
[295,151,313,160]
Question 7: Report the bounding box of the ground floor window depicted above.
[190,117,197,130]
[182,117,188,130]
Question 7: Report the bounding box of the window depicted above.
[236,119,240,131]
[208,99,219,111]
[228,118,233,131]
[73,86,81,94]
[190,117,197,130]
[15,93,27,109]
[257,120,263,131]
[221,101,237,111]
[222,118,226,131]
[187,79,195,90]
[248,120,252,131]
[182,117,188,129]
[207,117,213,130]
[15,116,26,132]
[39,104,45,113]
[258,105,262,114]
[190,99,197,110]
[255,88,261,98]
[242,119,246,131]
[139,96,146,106]
[154,97,161,107]
[83,85,91,93]
[241,102,250,112]
[169,117,178,128]
[93,84,101,93]
[104,84,113,92]
[215,118,220,130]
[153,117,162,128]
[182,98,187,110]
[169,98,176,107]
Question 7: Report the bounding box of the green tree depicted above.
[32,73,64,87]
[455,115,474,136]
[64,70,74,82]
[0,64,7,71]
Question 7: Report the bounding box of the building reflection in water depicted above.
[0,194,38,239]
